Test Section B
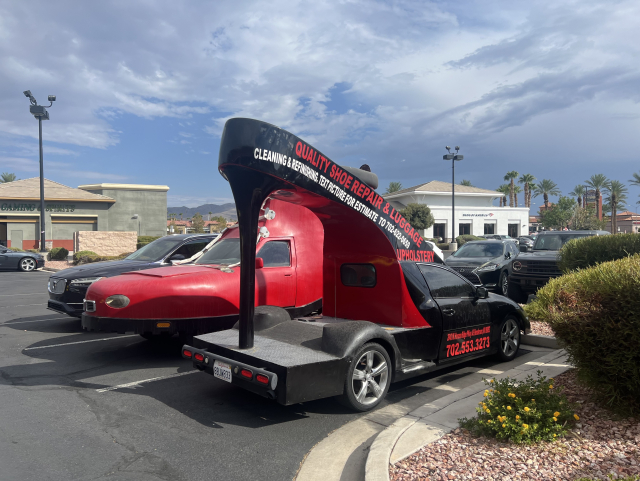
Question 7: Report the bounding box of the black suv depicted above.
[47,234,217,317]
[507,230,609,303]
[444,240,519,296]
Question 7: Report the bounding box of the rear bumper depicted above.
[81,313,238,335]
[182,345,278,399]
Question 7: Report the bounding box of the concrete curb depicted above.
[364,349,571,481]
[521,333,560,349]
[42,267,61,272]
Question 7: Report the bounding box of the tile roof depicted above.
[0,177,114,202]
[386,180,501,197]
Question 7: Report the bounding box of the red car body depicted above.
[81,198,324,337]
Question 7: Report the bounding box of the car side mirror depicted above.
[256,257,264,269]
[519,245,528,253]
[505,252,511,259]
[169,253,186,262]
[476,286,488,299]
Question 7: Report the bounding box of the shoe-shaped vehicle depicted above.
[81,198,324,339]
[183,118,530,412]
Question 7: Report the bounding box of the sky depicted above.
[1,0,639,210]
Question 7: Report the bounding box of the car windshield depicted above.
[124,236,187,262]
[452,243,504,258]
[195,239,240,265]
[533,234,589,250]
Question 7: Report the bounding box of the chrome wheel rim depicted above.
[351,350,389,406]
[21,258,36,271]
[501,273,509,296]
[501,318,519,356]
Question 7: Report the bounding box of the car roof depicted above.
[536,230,609,235]
[165,233,218,240]
[464,239,507,244]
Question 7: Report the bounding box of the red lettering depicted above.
[374,195,383,209]
[295,142,303,157]
[404,223,411,234]
[312,150,318,166]
[416,237,423,248]
[329,164,337,178]
[344,175,353,189]
[351,179,360,193]
[357,183,365,197]
[339,172,348,185]
[366,190,375,203]
[302,144,310,161]
[399,218,406,229]
[362,187,370,199]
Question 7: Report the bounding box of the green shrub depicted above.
[49,247,69,260]
[26,249,40,253]
[73,250,97,260]
[74,252,131,265]
[436,243,450,250]
[8,247,24,252]
[137,235,161,250]
[459,371,576,444]
[456,234,483,246]
[558,233,640,273]
[524,255,640,415]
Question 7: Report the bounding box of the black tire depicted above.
[506,278,528,304]
[500,271,509,297]
[338,342,391,412]
[18,257,37,272]
[495,316,520,362]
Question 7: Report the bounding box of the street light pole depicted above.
[443,146,463,248]
[24,90,56,252]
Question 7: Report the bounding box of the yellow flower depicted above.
[487,420,492,423]
[478,402,483,406]
[490,389,494,393]
[574,414,580,421]
[553,417,558,422]
[554,412,560,417]
[523,424,529,429]
[484,391,488,397]
[508,393,516,398]
[531,399,535,402]
[489,379,494,383]
[485,409,491,414]
[507,406,512,411]
[553,434,557,438]
[549,385,554,389]
[516,415,520,420]
[502,423,506,428]
[524,407,530,412]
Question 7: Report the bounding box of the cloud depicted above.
[0,156,128,181]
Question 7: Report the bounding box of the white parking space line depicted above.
[0,303,47,309]
[3,317,69,325]
[23,335,139,351]
[477,368,504,375]
[431,384,460,392]
[96,371,199,392]
[0,293,46,296]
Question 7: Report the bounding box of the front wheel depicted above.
[500,271,509,297]
[496,316,520,362]
[19,257,37,272]
[338,343,391,412]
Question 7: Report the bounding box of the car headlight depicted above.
[105,295,130,309]
[69,277,104,287]
[476,264,499,272]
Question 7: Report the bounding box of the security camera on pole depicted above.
[23,90,56,252]
[443,146,463,251]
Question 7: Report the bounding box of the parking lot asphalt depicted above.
[0,270,550,481]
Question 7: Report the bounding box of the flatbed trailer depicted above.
[183,118,529,411]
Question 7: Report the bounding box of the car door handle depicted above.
[284,274,292,277]
[442,308,455,316]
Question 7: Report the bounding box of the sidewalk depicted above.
[365,349,570,481]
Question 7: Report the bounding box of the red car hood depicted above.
[86,265,241,319]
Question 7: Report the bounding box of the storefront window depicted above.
[458,224,471,236]
[484,223,495,235]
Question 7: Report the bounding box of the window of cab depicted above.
[340,264,376,288]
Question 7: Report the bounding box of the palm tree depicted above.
[0,172,17,183]
[513,185,522,207]
[532,179,561,210]
[180,213,183,220]
[604,180,628,234]
[503,171,519,207]
[585,174,608,220]
[384,182,403,194]
[496,184,510,207]
[208,211,212,221]
[518,173,536,208]
[629,172,640,205]
[568,185,586,208]
[460,180,473,186]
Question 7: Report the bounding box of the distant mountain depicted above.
[168,203,237,221]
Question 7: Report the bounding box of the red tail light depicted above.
[183,349,192,358]
[256,374,269,385]
[194,353,204,362]
[240,369,252,379]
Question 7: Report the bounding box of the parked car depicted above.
[507,230,610,303]
[47,234,217,317]
[481,234,518,244]
[445,240,519,296]
[517,236,535,249]
[81,199,324,340]
[0,247,45,272]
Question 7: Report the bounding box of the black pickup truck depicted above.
[507,230,609,303]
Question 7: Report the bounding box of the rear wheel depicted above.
[496,316,520,361]
[19,257,36,272]
[339,343,391,412]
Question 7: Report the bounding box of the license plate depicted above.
[213,360,232,383]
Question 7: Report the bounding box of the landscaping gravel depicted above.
[43,260,72,271]
[391,370,639,481]
[530,320,555,337]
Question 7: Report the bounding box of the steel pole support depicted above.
[38,117,46,252]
